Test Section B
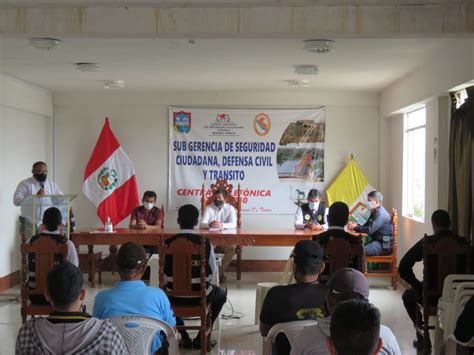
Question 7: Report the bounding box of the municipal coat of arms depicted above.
[173,111,192,133]
[97,167,119,191]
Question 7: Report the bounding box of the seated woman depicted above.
[28,207,78,304]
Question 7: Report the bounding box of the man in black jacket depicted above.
[399,209,467,349]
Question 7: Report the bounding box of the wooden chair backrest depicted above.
[201,179,242,227]
[21,236,68,296]
[325,237,365,275]
[423,236,471,307]
[159,235,207,302]
[391,208,398,256]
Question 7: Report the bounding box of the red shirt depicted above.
[130,206,163,226]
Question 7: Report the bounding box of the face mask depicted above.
[144,202,154,210]
[366,201,373,210]
[33,173,47,182]
[214,200,224,207]
[309,201,319,210]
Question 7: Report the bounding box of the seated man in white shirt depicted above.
[200,188,237,282]
[13,161,63,238]
[294,189,328,231]
[291,268,401,355]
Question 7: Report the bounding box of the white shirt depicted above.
[290,317,401,355]
[13,177,63,224]
[200,203,237,229]
[294,206,329,230]
[40,230,79,267]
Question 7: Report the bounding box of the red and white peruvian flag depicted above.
[82,117,139,226]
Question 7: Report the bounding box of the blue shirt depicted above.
[93,280,176,353]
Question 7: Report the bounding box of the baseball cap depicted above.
[47,262,83,304]
[117,242,147,270]
[327,268,369,300]
[293,240,324,268]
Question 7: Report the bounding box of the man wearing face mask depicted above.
[129,191,163,230]
[347,191,393,256]
[294,189,329,231]
[201,189,237,282]
[13,161,63,238]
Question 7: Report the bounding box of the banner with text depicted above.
[169,107,326,214]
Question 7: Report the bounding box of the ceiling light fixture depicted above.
[104,80,125,89]
[303,39,335,54]
[294,64,319,75]
[28,37,61,50]
[286,79,310,87]
[76,63,103,72]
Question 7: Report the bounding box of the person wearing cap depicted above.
[260,240,328,353]
[347,191,393,256]
[164,204,227,350]
[93,242,176,354]
[16,263,127,354]
[291,268,401,355]
[294,189,329,231]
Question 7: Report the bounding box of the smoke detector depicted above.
[286,79,310,87]
[104,80,125,89]
[303,39,335,54]
[294,64,319,75]
[76,63,103,72]
[28,37,61,50]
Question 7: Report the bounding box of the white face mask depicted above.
[144,202,154,210]
[309,201,319,210]
[366,201,374,210]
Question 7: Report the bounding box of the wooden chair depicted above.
[365,208,398,289]
[416,236,471,354]
[320,238,365,283]
[20,229,68,323]
[159,235,212,355]
[200,179,243,280]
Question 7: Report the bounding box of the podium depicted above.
[19,194,76,239]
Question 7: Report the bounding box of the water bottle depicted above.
[104,217,113,232]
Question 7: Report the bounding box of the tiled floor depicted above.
[1,272,420,354]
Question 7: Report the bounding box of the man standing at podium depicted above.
[13,161,63,238]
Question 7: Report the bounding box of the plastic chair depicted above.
[262,320,318,355]
[445,334,474,355]
[108,315,178,355]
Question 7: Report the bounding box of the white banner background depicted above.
[169,107,326,214]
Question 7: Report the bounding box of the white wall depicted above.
[53,90,379,260]
[0,73,53,278]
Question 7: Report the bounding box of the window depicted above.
[455,89,468,109]
[403,107,426,221]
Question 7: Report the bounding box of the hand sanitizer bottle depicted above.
[104,217,113,232]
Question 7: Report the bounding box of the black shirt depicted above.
[259,282,328,327]
[455,296,474,343]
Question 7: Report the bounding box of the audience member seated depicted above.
[165,204,227,350]
[453,295,474,354]
[327,299,382,355]
[200,188,237,282]
[314,201,364,271]
[398,209,468,350]
[347,191,393,256]
[294,189,328,231]
[16,263,127,354]
[28,207,79,305]
[129,190,163,230]
[93,242,175,354]
[260,240,328,354]
[291,268,401,355]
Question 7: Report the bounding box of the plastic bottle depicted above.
[104,217,113,232]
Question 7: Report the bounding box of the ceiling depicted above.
[0,36,457,93]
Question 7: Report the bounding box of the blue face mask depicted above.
[309,201,319,210]
[366,201,373,210]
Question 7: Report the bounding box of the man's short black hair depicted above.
[42,207,62,232]
[178,204,200,229]
[328,202,349,227]
[367,191,383,203]
[32,161,47,170]
[47,263,83,308]
[330,300,381,355]
[142,190,157,200]
[214,188,228,198]
[307,189,321,200]
[431,209,450,229]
